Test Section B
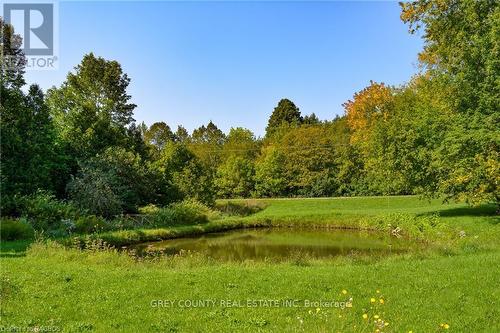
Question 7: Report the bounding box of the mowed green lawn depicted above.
[1,196,499,332]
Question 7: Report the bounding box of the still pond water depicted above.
[130,228,409,261]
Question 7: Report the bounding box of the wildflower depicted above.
[376,290,380,294]
[379,299,384,304]
[363,314,368,319]
[342,289,348,295]
[409,331,413,333]
[370,298,376,303]
[374,315,379,319]
[385,322,389,326]
[444,324,450,329]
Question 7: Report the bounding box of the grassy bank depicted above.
[68,196,498,250]
[1,196,499,332]
[2,242,499,332]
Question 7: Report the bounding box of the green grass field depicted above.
[1,196,499,332]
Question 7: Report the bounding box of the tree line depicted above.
[1,0,498,218]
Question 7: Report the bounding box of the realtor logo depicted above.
[2,2,58,69]
[3,3,53,55]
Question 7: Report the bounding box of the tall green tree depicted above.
[155,143,215,205]
[189,121,226,176]
[401,0,500,205]
[265,99,303,137]
[0,18,26,89]
[254,147,287,197]
[215,156,255,198]
[174,125,190,143]
[222,127,259,160]
[144,122,174,152]
[47,53,137,160]
[1,21,57,212]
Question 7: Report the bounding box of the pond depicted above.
[129,228,410,261]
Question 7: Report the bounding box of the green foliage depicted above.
[138,204,160,215]
[215,156,255,198]
[144,121,174,152]
[156,143,215,205]
[68,147,173,216]
[0,218,35,240]
[74,215,109,234]
[223,127,259,160]
[400,0,500,205]
[67,162,123,218]
[265,98,302,137]
[18,191,80,231]
[358,213,447,240]
[0,18,26,89]
[188,121,226,180]
[46,53,137,160]
[3,1,498,228]
[215,200,267,216]
[254,147,288,197]
[0,84,57,213]
[151,200,216,227]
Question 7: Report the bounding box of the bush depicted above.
[359,213,448,240]
[75,215,109,234]
[67,165,123,218]
[138,204,160,215]
[0,218,35,240]
[151,200,218,227]
[215,200,267,216]
[18,191,80,231]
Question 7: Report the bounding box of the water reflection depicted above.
[129,228,410,261]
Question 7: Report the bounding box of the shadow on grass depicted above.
[0,239,33,258]
[419,204,498,223]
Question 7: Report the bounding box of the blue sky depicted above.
[25,1,423,137]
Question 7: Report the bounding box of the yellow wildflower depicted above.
[362,314,368,319]
[374,315,379,319]
[370,298,376,303]
[444,324,450,329]
[342,289,347,295]
[385,322,389,326]
[379,299,384,304]
[376,290,380,293]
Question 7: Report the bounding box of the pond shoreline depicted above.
[126,227,411,261]
[69,214,422,249]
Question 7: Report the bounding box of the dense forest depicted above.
[1,0,498,223]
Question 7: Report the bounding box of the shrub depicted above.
[67,165,123,218]
[151,200,217,227]
[18,191,80,231]
[359,213,448,240]
[215,200,267,216]
[138,204,160,215]
[0,218,35,240]
[74,215,109,234]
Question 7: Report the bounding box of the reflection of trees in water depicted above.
[131,228,410,261]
